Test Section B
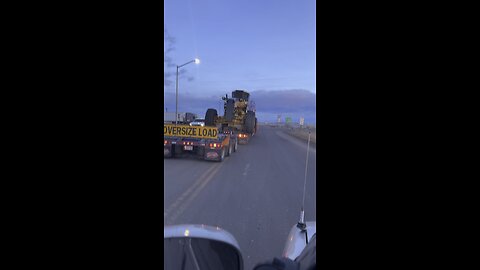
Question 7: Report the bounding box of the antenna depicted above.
[297,132,311,233]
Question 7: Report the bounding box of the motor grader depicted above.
[204,90,257,144]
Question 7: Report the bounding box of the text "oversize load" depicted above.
[164,124,218,139]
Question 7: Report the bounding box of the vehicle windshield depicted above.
[164,1,316,269]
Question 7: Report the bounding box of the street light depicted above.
[175,58,200,124]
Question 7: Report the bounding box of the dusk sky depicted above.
[164,0,316,124]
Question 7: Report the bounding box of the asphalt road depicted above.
[164,125,316,270]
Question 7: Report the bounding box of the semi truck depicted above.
[163,124,238,162]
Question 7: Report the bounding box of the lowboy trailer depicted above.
[163,124,238,162]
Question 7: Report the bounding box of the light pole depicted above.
[175,58,200,124]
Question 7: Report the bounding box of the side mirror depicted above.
[164,224,243,270]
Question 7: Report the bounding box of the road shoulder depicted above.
[280,128,316,148]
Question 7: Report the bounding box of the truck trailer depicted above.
[164,124,238,162]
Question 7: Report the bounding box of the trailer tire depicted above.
[218,147,225,162]
[225,99,235,121]
[226,142,232,156]
[245,110,256,134]
[205,108,218,126]
[164,145,173,158]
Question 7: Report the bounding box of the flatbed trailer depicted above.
[163,124,238,162]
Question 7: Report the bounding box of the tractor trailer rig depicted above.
[163,124,238,162]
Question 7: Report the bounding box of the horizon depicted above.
[164,0,316,124]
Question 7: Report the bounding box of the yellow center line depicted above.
[164,162,224,223]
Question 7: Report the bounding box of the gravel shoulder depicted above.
[282,127,316,145]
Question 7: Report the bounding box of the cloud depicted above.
[164,92,224,117]
[163,89,316,124]
[249,89,316,114]
[250,89,316,124]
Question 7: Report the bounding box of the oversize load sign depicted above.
[164,124,218,139]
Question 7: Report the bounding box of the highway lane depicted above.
[164,125,316,269]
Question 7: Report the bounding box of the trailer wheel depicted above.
[226,142,232,156]
[225,99,235,121]
[205,108,218,126]
[164,145,173,158]
[245,110,255,134]
[218,147,225,162]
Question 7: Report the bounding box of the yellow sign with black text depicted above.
[163,124,218,139]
